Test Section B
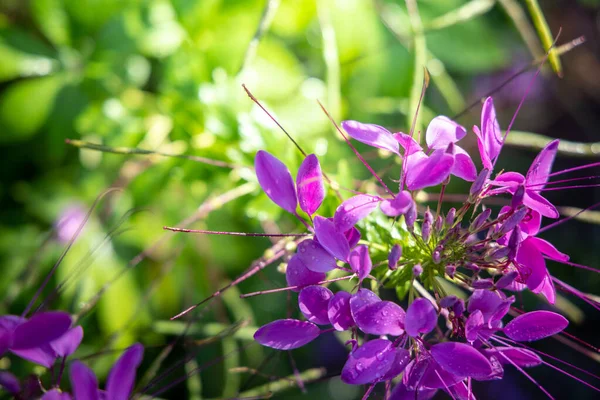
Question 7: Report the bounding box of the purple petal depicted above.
[327,291,355,331]
[41,389,72,400]
[296,154,324,215]
[504,311,568,342]
[516,238,547,291]
[341,120,400,154]
[0,331,10,356]
[348,245,372,282]
[50,326,83,357]
[484,347,542,368]
[532,273,556,304]
[528,237,565,263]
[333,195,380,232]
[465,310,484,342]
[405,149,454,191]
[255,150,297,214]
[489,172,525,192]
[285,255,326,292]
[380,191,414,217]
[344,226,361,248]
[11,344,56,368]
[430,342,493,379]
[12,311,72,350]
[352,301,405,336]
[526,139,559,187]
[378,348,411,381]
[420,361,464,389]
[405,298,437,337]
[475,97,503,168]
[451,145,477,181]
[254,319,320,350]
[520,209,542,235]
[298,286,333,325]
[106,343,144,400]
[0,371,21,394]
[340,339,396,384]
[70,361,99,400]
[523,190,559,219]
[313,216,350,261]
[390,382,437,400]
[467,290,504,322]
[349,289,381,313]
[425,116,466,149]
[394,133,423,155]
[296,239,337,273]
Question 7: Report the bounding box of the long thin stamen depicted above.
[526,175,600,189]
[243,84,343,200]
[163,227,310,237]
[541,201,600,233]
[401,68,430,191]
[317,100,396,197]
[548,161,600,178]
[538,183,600,192]
[239,275,354,298]
[492,29,562,170]
[171,248,288,320]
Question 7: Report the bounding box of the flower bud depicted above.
[405,203,417,231]
[388,244,402,270]
[432,249,442,264]
[422,220,432,242]
[486,245,511,261]
[464,261,480,272]
[445,208,456,226]
[445,264,456,278]
[511,185,526,208]
[440,295,458,308]
[496,270,519,289]
[472,278,494,289]
[470,168,490,197]
[413,263,423,277]
[424,207,434,225]
[507,225,522,260]
[469,208,491,232]
[453,299,465,316]
[435,215,443,232]
[497,206,528,237]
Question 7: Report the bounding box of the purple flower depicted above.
[296,154,325,215]
[255,150,298,214]
[341,120,401,155]
[55,204,87,243]
[473,97,503,170]
[254,319,320,350]
[404,298,437,337]
[348,244,372,284]
[298,285,333,325]
[0,312,80,368]
[69,343,144,400]
[489,140,560,218]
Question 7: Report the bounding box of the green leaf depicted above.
[30,0,72,47]
[0,74,65,142]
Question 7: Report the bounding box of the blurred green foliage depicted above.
[1,0,598,398]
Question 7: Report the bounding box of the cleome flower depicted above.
[248,96,599,398]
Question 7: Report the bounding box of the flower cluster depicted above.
[250,97,583,398]
[0,311,143,398]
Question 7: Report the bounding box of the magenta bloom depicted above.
[473,97,503,170]
[67,343,144,400]
[0,312,81,368]
[489,139,560,218]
